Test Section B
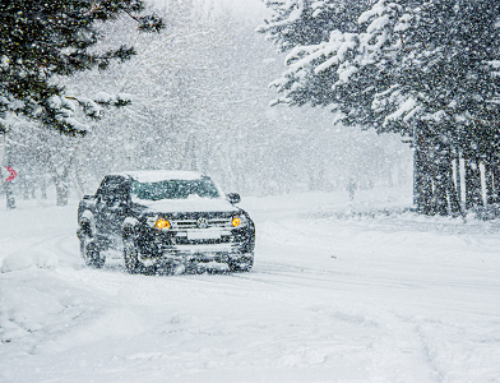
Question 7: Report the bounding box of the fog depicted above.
[2,0,411,201]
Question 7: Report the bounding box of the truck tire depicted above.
[85,241,106,268]
[79,221,106,268]
[229,255,254,272]
[123,229,140,274]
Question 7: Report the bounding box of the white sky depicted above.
[214,0,268,19]
[149,0,268,21]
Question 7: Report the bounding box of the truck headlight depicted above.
[155,218,171,229]
[232,217,241,227]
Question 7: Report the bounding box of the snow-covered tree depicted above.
[3,0,410,207]
[258,0,370,49]
[260,0,500,215]
[0,0,164,136]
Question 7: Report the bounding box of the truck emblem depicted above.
[197,217,208,228]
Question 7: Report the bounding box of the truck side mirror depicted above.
[227,193,241,204]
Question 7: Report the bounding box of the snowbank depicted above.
[1,190,500,383]
[0,250,58,273]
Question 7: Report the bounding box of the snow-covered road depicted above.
[1,189,500,383]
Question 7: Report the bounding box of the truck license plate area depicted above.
[187,230,221,240]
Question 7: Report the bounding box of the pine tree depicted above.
[258,0,371,50]
[0,0,164,135]
[260,0,500,215]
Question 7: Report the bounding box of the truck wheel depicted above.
[123,232,140,274]
[79,222,105,268]
[229,255,254,272]
[85,241,106,268]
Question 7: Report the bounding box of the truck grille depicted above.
[170,217,233,230]
[174,236,231,245]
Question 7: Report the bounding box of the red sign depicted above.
[3,166,17,182]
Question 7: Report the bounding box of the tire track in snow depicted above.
[234,259,500,298]
[366,309,445,383]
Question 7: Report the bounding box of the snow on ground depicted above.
[1,186,500,383]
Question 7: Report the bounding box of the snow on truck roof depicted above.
[112,170,205,183]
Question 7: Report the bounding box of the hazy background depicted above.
[3,0,412,201]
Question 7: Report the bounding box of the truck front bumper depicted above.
[134,244,251,272]
[135,229,254,271]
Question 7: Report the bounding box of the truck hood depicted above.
[132,196,238,214]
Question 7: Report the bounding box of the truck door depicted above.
[95,176,131,239]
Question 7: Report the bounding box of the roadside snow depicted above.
[1,187,500,382]
[1,250,58,273]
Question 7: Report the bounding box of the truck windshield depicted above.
[131,177,220,200]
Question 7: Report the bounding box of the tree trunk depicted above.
[492,163,500,204]
[454,154,462,207]
[3,181,16,209]
[22,176,30,200]
[1,133,15,209]
[440,147,461,215]
[416,132,435,215]
[485,161,495,205]
[54,178,70,206]
[414,131,423,210]
[47,146,78,207]
[71,163,85,200]
[445,159,461,215]
[40,175,47,199]
[432,140,452,216]
[415,131,463,217]
[433,174,448,215]
[465,157,483,209]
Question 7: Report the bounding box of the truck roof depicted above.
[111,170,204,183]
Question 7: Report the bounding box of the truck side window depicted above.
[115,181,131,203]
[96,177,129,205]
[96,177,110,199]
